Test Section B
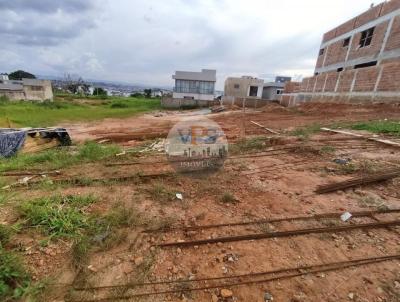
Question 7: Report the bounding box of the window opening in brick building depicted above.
[359,27,375,48]
[354,61,377,69]
[343,37,350,47]
[319,48,325,56]
[337,67,344,72]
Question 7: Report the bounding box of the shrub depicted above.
[0,247,30,300]
[0,96,9,104]
[220,192,237,203]
[110,101,129,108]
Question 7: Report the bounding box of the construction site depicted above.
[1,1,400,302]
[0,100,400,301]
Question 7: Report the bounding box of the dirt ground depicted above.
[3,102,400,302]
[64,102,400,145]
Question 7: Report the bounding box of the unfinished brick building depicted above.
[283,0,400,106]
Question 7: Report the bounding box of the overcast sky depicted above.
[0,0,375,89]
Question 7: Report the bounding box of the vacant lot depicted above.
[0,96,161,127]
[1,101,400,302]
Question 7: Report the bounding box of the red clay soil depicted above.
[4,102,400,302]
[64,102,400,146]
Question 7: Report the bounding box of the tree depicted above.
[144,89,152,98]
[62,74,90,95]
[130,92,143,97]
[93,87,107,96]
[8,70,36,80]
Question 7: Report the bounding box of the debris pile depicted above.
[0,128,71,157]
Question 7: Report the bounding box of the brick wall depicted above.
[324,39,350,66]
[347,20,389,61]
[283,81,301,93]
[335,18,357,37]
[377,61,400,91]
[286,0,400,106]
[381,0,400,15]
[354,3,384,28]
[324,72,340,92]
[315,50,326,68]
[353,67,380,91]
[314,74,327,92]
[300,78,309,91]
[321,0,400,43]
[337,70,356,92]
[385,15,400,51]
[306,77,316,92]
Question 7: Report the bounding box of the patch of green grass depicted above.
[320,145,336,154]
[0,247,30,301]
[72,205,142,267]
[18,195,97,239]
[0,142,121,172]
[147,183,177,203]
[291,123,321,140]
[0,225,12,247]
[0,192,16,205]
[0,97,161,127]
[350,120,400,136]
[231,137,266,154]
[71,236,91,268]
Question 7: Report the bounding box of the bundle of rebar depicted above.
[315,169,400,194]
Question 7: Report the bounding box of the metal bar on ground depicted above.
[144,208,400,233]
[315,169,400,194]
[157,220,400,248]
[68,254,400,301]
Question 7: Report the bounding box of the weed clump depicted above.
[18,194,97,239]
[0,247,30,300]
[0,225,12,247]
[231,137,266,154]
[147,183,177,203]
[220,192,238,204]
[291,124,321,140]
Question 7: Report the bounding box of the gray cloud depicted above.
[0,0,100,46]
[0,0,94,14]
[0,0,373,88]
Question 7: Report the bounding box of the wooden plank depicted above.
[321,127,400,148]
[320,127,364,137]
[250,121,279,134]
[368,138,400,147]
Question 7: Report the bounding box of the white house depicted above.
[0,74,9,81]
[172,69,216,101]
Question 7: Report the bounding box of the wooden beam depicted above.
[251,121,279,134]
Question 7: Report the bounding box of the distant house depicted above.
[173,69,216,100]
[0,78,53,101]
[224,76,264,99]
[262,82,285,100]
[0,73,9,81]
[275,76,291,83]
[162,69,217,108]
